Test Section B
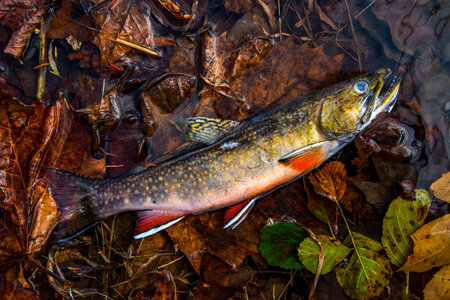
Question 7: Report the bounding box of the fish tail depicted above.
[46,169,101,241]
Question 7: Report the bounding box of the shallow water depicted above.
[0,0,448,298]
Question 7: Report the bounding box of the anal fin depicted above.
[134,211,185,239]
[223,198,257,230]
[279,141,336,174]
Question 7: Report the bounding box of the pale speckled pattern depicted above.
[51,68,400,238]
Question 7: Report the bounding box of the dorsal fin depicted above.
[185,117,240,144]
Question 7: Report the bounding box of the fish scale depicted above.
[47,68,400,240]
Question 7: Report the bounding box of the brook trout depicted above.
[48,68,400,240]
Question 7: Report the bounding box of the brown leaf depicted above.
[0,0,48,58]
[0,266,40,300]
[423,265,450,300]
[309,161,348,202]
[165,209,264,274]
[27,181,59,254]
[0,96,59,242]
[151,279,174,300]
[430,172,450,203]
[400,214,450,272]
[227,39,344,119]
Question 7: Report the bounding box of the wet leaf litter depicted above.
[0,0,448,299]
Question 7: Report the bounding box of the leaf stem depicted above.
[333,197,369,280]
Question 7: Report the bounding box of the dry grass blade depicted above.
[343,0,362,71]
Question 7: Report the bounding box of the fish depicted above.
[47,68,400,241]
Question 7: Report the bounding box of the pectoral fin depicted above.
[279,141,336,174]
[223,198,257,230]
[134,211,185,239]
[185,117,240,144]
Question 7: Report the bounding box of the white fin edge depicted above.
[223,198,257,230]
[134,216,185,239]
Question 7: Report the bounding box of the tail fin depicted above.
[46,169,100,241]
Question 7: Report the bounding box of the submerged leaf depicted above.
[430,172,450,203]
[336,233,392,300]
[381,190,431,267]
[423,265,450,300]
[259,222,307,269]
[400,214,450,272]
[298,235,351,275]
[309,161,348,202]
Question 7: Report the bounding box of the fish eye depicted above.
[354,80,369,94]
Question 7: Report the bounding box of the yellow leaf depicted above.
[423,265,450,300]
[400,214,450,272]
[430,172,450,203]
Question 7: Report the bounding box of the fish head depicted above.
[319,68,401,141]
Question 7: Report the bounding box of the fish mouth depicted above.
[362,68,401,125]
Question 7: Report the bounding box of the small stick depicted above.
[115,37,160,58]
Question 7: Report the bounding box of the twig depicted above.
[302,228,324,300]
[115,37,160,58]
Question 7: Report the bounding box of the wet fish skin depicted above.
[48,68,400,240]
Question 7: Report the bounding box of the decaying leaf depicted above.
[166,209,263,274]
[309,161,348,202]
[298,234,351,275]
[335,232,392,300]
[430,172,450,203]
[259,222,306,269]
[0,0,48,58]
[400,214,450,273]
[0,96,59,250]
[381,190,431,267]
[423,265,450,300]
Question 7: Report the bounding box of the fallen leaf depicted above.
[430,172,450,203]
[423,265,450,300]
[228,39,344,117]
[304,177,338,230]
[298,234,351,275]
[0,0,48,58]
[259,222,307,269]
[335,232,392,300]
[309,161,348,202]
[381,190,431,267]
[0,95,59,247]
[0,265,40,300]
[166,209,263,274]
[151,278,174,300]
[27,181,60,253]
[400,214,450,273]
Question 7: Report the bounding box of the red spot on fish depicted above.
[218,188,221,190]
[173,193,175,195]
[231,172,234,174]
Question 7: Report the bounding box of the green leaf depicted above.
[298,235,351,274]
[381,189,431,267]
[259,222,307,269]
[344,232,384,252]
[335,234,392,300]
